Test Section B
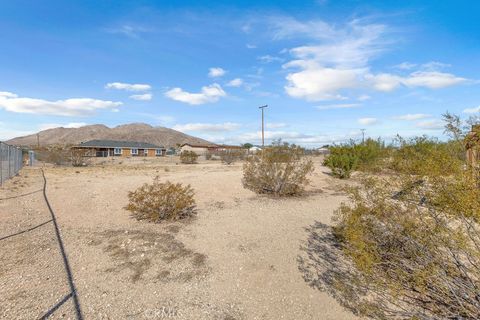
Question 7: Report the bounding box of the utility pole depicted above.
[259,105,268,147]
[360,129,366,144]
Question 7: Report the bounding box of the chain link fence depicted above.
[0,141,24,185]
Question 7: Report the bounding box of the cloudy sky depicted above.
[1,0,479,146]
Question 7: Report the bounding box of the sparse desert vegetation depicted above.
[242,141,314,196]
[125,178,196,222]
[180,150,199,164]
[305,114,480,319]
[1,155,358,319]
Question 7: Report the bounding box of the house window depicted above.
[131,148,138,155]
[155,149,162,156]
[144,149,148,156]
[114,148,122,155]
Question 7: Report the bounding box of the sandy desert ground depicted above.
[0,156,359,320]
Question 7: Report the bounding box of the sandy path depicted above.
[0,159,358,319]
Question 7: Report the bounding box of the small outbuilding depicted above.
[179,143,218,155]
[73,139,166,157]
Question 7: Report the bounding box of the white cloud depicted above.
[281,19,387,100]
[367,71,466,91]
[0,91,18,98]
[463,106,480,114]
[367,73,402,92]
[105,82,151,92]
[39,122,88,131]
[266,122,287,129]
[0,126,34,140]
[358,117,378,126]
[164,84,226,105]
[278,17,467,101]
[315,103,360,110]
[420,61,451,71]
[357,94,371,101]
[394,62,417,70]
[402,71,466,89]
[208,67,226,78]
[416,119,444,130]
[246,44,257,49]
[0,92,122,116]
[228,130,361,146]
[226,78,243,87]
[104,25,150,38]
[284,61,362,100]
[394,113,431,121]
[258,55,284,63]
[129,93,152,101]
[173,122,240,132]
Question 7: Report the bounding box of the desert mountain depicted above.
[6,123,215,148]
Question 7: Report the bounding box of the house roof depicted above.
[180,143,218,148]
[77,139,164,149]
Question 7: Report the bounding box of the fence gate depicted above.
[0,141,24,185]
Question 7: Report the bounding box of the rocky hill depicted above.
[6,123,215,148]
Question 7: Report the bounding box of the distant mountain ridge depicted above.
[6,123,215,148]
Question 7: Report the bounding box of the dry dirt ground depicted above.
[0,157,359,320]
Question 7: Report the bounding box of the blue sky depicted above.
[1,0,479,146]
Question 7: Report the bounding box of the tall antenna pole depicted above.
[360,129,366,144]
[259,105,268,147]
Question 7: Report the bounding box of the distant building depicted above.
[249,146,262,153]
[466,125,480,168]
[73,139,166,157]
[179,143,218,155]
[316,147,330,155]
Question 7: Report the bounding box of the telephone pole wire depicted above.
[259,105,268,147]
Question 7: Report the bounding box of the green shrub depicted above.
[180,150,198,164]
[242,142,314,196]
[330,166,480,319]
[125,178,196,222]
[390,136,463,177]
[323,151,358,178]
[323,139,388,178]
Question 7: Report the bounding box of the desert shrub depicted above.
[323,147,359,179]
[35,145,70,165]
[219,149,244,165]
[323,139,388,178]
[205,152,213,160]
[71,149,91,167]
[180,150,198,164]
[390,136,463,177]
[125,177,196,222]
[242,142,314,196]
[330,167,480,319]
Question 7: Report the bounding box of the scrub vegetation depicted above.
[317,113,480,319]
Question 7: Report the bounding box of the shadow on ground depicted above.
[297,222,402,319]
[88,228,209,283]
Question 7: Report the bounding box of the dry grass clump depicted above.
[220,149,244,165]
[125,177,196,222]
[71,149,91,167]
[242,142,314,196]
[180,150,198,164]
